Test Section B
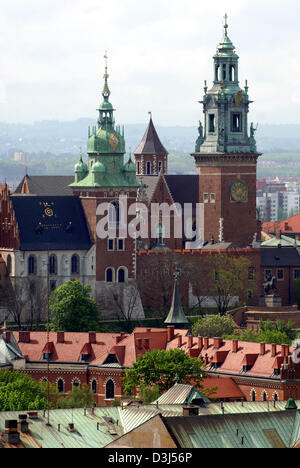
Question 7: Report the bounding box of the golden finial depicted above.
[103,51,109,79]
[224,13,228,35]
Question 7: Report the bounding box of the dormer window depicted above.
[81,354,90,363]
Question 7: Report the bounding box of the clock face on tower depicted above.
[230,180,248,203]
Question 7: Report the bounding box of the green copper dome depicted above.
[87,127,125,154]
[74,158,88,173]
[123,158,136,172]
[92,160,105,173]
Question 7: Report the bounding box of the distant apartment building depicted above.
[256,178,300,222]
[14,152,29,163]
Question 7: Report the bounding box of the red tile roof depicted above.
[263,214,300,234]
[203,376,245,400]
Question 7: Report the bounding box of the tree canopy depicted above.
[50,281,101,332]
[123,348,207,396]
[224,319,297,345]
[192,314,236,338]
[0,371,48,411]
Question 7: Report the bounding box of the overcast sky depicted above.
[0,0,299,126]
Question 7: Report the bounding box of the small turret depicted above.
[74,153,88,183]
[164,270,189,328]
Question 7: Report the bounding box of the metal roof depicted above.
[153,384,210,405]
[0,408,123,449]
[164,410,300,448]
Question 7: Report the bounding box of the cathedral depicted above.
[0,19,268,320]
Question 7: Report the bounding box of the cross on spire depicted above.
[224,13,229,35]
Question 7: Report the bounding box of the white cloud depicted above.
[0,0,299,124]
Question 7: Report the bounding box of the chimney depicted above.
[187,333,193,349]
[177,335,183,347]
[18,414,29,433]
[19,331,30,343]
[214,338,223,349]
[203,338,209,349]
[167,326,175,342]
[276,228,281,240]
[183,406,199,416]
[57,332,65,344]
[232,340,239,353]
[27,411,39,420]
[89,332,96,344]
[272,344,277,357]
[4,420,20,445]
[198,337,204,350]
[260,343,266,356]
[67,423,76,433]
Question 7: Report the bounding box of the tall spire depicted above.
[164,270,189,328]
[102,51,111,99]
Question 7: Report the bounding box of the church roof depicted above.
[135,118,168,156]
[261,247,300,267]
[10,195,92,251]
[15,176,73,196]
[164,175,198,206]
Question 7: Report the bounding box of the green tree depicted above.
[202,254,253,316]
[50,281,101,332]
[224,319,297,345]
[58,384,94,409]
[123,349,207,396]
[192,314,236,338]
[139,384,161,404]
[0,371,48,411]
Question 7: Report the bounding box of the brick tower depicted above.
[71,56,143,318]
[192,16,261,247]
[134,115,168,176]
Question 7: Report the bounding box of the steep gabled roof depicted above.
[10,195,92,251]
[135,118,168,156]
[15,176,74,196]
[164,175,199,206]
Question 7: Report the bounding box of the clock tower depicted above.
[192,16,261,247]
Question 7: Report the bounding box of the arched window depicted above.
[72,378,80,389]
[251,390,256,402]
[71,255,80,275]
[146,162,151,175]
[118,268,126,283]
[109,202,120,227]
[91,379,97,395]
[262,391,267,402]
[273,393,279,402]
[105,379,115,399]
[28,255,36,275]
[106,268,114,283]
[49,255,57,275]
[158,162,162,173]
[57,379,64,394]
[6,255,11,275]
[137,162,141,175]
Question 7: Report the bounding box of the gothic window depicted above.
[222,64,227,80]
[262,391,267,402]
[57,379,64,394]
[109,202,120,227]
[231,113,243,132]
[118,268,126,284]
[106,268,114,283]
[273,393,279,402]
[28,255,37,275]
[72,379,80,389]
[229,65,235,82]
[137,162,141,174]
[158,162,162,173]
[71,255,80,275]
[6,255,11,275]
[251,390,256,402]
[49,255,57,275]
[105,379,115,399]
[209,114,215,133]
[146,162,151,175]
[91,379,97,394]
